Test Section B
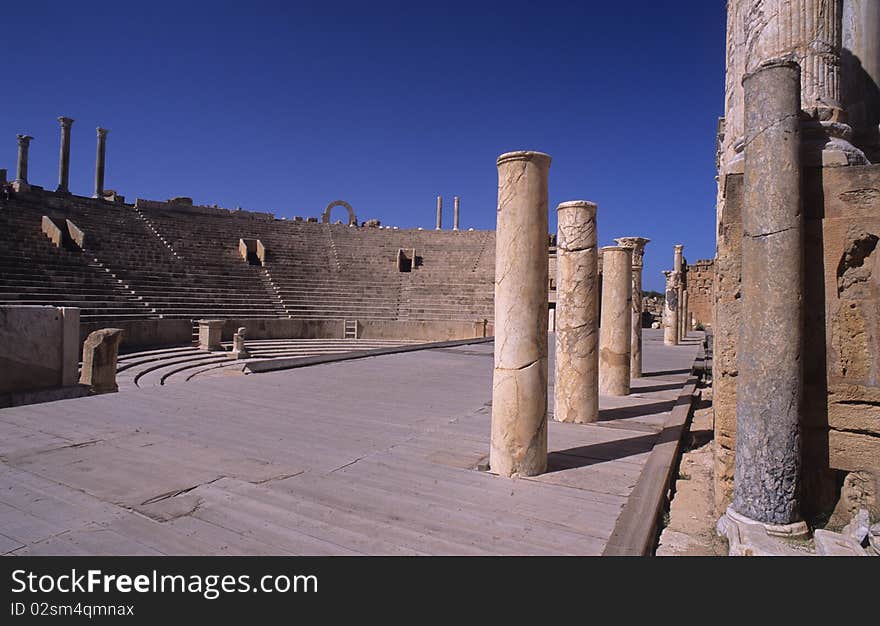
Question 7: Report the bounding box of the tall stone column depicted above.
[555,201,599,423]
[614,237,650,377]
[673,244,684,342]
[490,150,551,477]
[663,270,679,346]
[682,289,690,337]
[732,58,806,530]
[435,195,442,230]
[742,0,866,166]
[598,246,632,396]
[453,196,460,230]
[842,0,880,162]
[15,134,33,189]
[93,127,108,199]
[56,117,73,193]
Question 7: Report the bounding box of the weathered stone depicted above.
[662,270,679,346]
[733,58,804,526]
[490,150,550,477]
[230,327,250,359]
[79,328,124,394]
[93,127,108,199]
[0,306,80,395]
[814,529,868,556]
[614,237,649,377]
[197,319,225,351]
[15,134,32,189]
[436,195,442,230]
[842,508,871,545]
[56,117,73,193]
[453,196,460,230]
[716,506,809,556]
[598,246,632,396]
[555,201,599,423]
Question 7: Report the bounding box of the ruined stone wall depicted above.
[714,164,880,518]
[685,259,714,328]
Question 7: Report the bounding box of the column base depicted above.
[12,180,30,193]
[716,506,810,556]
[803,121,869,167]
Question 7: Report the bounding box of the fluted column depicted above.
[614,237,650,377]
[15,134,33,188]
[742,0,866,166]
[733,58,806,528]
[56,117,74,193]
[842,0,880,162]
[598,246,632,396]
[555,201,599,423]
[453,196,460,230]
[93,127,108,199]
[663,270,679,346]
[490,150,551,477]
[435,195,442,230]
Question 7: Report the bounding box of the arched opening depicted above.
[321,200,358,226]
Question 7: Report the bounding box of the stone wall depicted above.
[685,259,714,328]
[1,305,80,395]
[714,164,880,518]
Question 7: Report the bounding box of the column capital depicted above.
[96,127,109,138]
[16,134,33,145]
[614,236,650,268]
[58,116,74,128]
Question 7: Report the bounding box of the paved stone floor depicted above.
[0,329,701,555]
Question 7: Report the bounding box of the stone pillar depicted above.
[614,237,649,377]
[598,246,632,396]
[79,328,124,394]
[842,0,880,162]
[490,150,551,477]
[60,307,80,387]
[93,127,108,199]
[741,0,866,166]
[15,134,33,188]
[681,289,690,339]
[229,327,250,359]
[197,319,225,351]
[663,270,679,346]
[555,201,599,424]
[56,117,73,193]
[732,58,806,529]
[673,244,684,342]
[453,196,460,230]
[435,195,442,230]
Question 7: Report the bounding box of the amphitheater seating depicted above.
[0,192,496,328]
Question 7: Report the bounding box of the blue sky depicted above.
[1,1,724,292]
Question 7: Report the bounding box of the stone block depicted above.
[79,328,123,394]
[198,319,225,351]
[0,305,79,394]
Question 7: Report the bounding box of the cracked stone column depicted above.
[490,150,551,477]
[555,201,599,423]
[615,237,650,377]
[56,117,73,193]
[663,270,679,346]
[732,58,806,529]
[15,134,33,189]
[598,246,632,396]
[453,196,460,230]
[93,127,108,199]
[673,244,684,342]
[435,195,442,230]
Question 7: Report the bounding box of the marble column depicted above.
[741,0,866,166]
[435,195,442,230]
[555,201,599,424]
[453,196,460,230]
[733,58,806,529]
[93,127,108,199]
[15,134,33,188]
[598,246,632,396]
[56,117,73,193]
[490,150,551,477]
[614,237,650,377]
[663,270,679,346]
